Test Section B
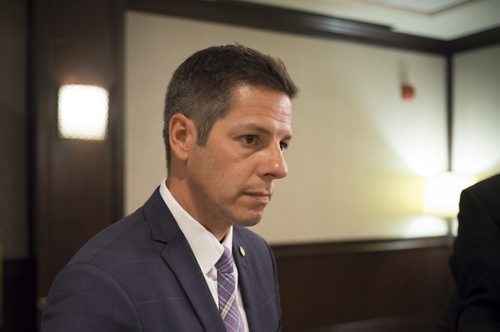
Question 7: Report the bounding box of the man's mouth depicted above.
[243,191,272,204]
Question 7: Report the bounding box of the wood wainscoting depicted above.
[272,236,454,331]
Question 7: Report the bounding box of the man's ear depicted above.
[169,113,197,162]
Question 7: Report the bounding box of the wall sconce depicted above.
[423,172,476,217]
[58,84,109,140]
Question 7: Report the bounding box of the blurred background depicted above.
[2,0,500,331]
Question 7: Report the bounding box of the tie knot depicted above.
[215,246,234,274]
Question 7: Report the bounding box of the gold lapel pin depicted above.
[239,246,246,257]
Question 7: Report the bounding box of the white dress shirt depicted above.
[159,180,249,331]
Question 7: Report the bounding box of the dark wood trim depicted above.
[26,0,36,264]
[312,311,444,331]
[126,0,448,54]
[110,0,126,220]
[449,26,500,54]
[272,236,451,259]
[446,54,453,172]
[29,0,53,310]
[274,237,453,330]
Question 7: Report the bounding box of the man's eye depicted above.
[280,142,289,152]
[242,135,258,145]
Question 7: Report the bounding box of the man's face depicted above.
[185,84,292,232]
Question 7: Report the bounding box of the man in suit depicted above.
[444,173,500,331]
[42,44,298,331]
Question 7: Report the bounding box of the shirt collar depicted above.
[159,179,233,274]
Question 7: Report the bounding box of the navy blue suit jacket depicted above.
[42,189,282,331]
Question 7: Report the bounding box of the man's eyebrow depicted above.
[236,123,292,140]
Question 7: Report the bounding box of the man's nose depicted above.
[260,144,288,179]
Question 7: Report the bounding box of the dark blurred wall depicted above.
[0,0,29,261]
[1,1,36,331]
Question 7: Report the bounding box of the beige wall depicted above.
[125,11,449,244]
[453,45,500,178]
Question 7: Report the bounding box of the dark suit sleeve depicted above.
[450,188,500,331]
[42,263,142,332]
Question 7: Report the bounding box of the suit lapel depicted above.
[233,229,261,331]
[143,189,225,331]
[161,239,225,331]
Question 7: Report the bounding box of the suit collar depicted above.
[159,181,233,275]
[142,187,179,244]
[142,189,226,331]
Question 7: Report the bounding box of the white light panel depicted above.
[58,84,109,140]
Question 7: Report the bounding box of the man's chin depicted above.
[233,213,263,228]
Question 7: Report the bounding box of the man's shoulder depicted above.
[464,173,500,206]
[67,207,152,267]
[467,173,500,194]
[462,173,500,223]
[68,189,172,268]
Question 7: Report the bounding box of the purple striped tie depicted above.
[215,246,244,332]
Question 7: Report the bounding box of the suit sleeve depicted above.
[450,188,500,330]
[42,263,142,332]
